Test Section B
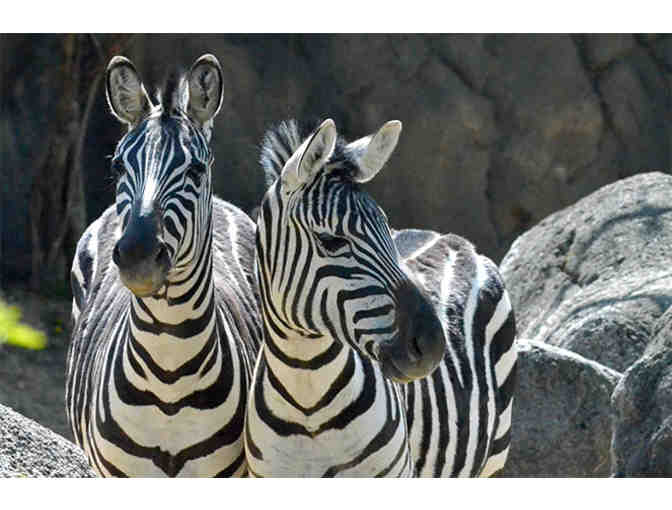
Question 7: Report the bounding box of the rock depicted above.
[500,171,672,476]
[544,310,650,373]
[483,35,608,252]
[582,34,636,69]
[496,339,621,477]
[501,172,672,372]
[429,34,493,91]
[369,55,500,255]
[597,48,671,173]
[0,403,94,477]
[611,307,672,476]
[651,36,672,69]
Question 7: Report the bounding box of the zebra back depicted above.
[395,229,517,476]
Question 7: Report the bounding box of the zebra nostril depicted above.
[409,336,422,362]
[155,244,169,265]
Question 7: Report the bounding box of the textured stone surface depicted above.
[2,34,672,284]
[497,339,621,477]
[611,307,672,476]
[0,403,94,477]
[501,172,672,372]
[544,310,650,373]
[596,47,670,173]
[499,172,672,476]
[583,34,636,69]
[498,339,620,477]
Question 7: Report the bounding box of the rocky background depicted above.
[2,34,672,477]
[2,34,672,286]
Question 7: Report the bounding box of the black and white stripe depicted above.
[66,55,261,477]
[244,119,516,477]
[395,230,517,476]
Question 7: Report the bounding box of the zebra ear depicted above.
[346,120,402,183]
[105,56,152,127]
[187,54,224,126]
[281,119,337,193]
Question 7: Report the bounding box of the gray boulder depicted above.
[611,307,672,476]
[0,403,94,477]
[501,172,672,373]
[499,171,672,477]
[496,339,621,477]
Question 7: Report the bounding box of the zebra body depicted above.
[244,119,516,477]
[66,55,261,477]
[393,229,516,477]
[246,337,412,477]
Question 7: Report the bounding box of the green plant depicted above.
[0,301,47,350]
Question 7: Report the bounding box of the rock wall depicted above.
[2,34,671,284]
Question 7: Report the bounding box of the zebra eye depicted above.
[316,232,350,253]
[186,162,207,186]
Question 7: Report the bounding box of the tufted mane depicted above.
[160,68,187,117]
[259,118,360,190]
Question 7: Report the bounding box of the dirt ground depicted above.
[0,286,74,441]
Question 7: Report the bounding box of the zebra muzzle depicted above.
[113,214,171,297]
[114,245,170,297]
[377,282,446,383]
[378,332,445,383]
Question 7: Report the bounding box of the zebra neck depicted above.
[261,327,362,411]
[127,250,218,372]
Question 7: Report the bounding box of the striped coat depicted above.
[393,229,516,476]
[66,54,262,477]
[244,118,517,477]
[67,199,260,476]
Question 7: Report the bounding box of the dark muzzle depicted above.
[377,280,446,383]
[113,206,170,297]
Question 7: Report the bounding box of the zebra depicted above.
[65,54,262,477]
[244,118,517,477]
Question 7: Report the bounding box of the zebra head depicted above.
[105,54,223,298]
[257,119,446,383]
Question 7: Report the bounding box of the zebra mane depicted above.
[260,118,359,190]
[259,119,308,188]
[159,68,188,118]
